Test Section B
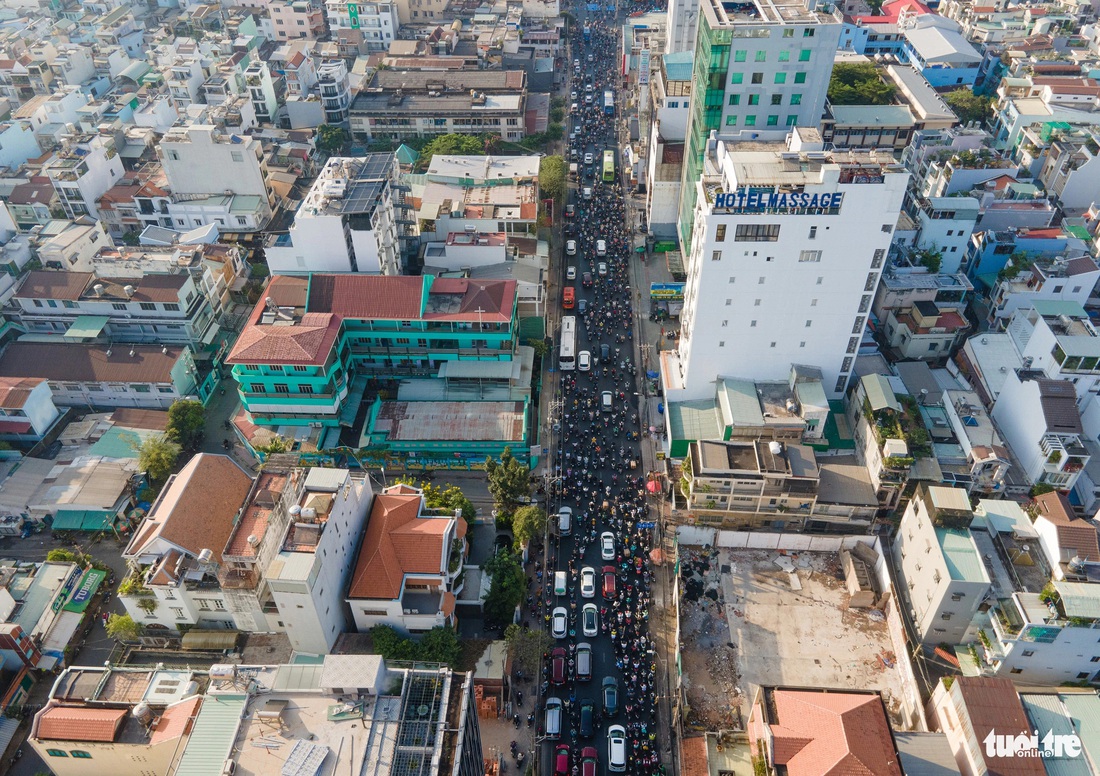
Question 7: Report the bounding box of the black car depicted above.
[579,700,595,738]
[602,677,619,716]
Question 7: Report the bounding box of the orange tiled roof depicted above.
[348,490,451,599]
[1034,491,1100,561]
[767,690,902,776]
[681,736,709,775]
[0,377,44,409]
[150,696,202,745]
[37,706,128,742]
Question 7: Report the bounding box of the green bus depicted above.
[602,150,615,183]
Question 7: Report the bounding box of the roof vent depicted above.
[123,284,136,298]
[197,548,213,563]
[93,283,105,296]
[768,441,782,455]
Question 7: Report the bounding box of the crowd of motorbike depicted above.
[514,8,667,776]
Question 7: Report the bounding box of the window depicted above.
[299,384,314,394]
[735,50,747,62]
[735,224,780,242]
[70,751,92,759]
[799,250,822,262]
[767,115,779,126]
[1078,672,1091,680]
[715,224,727,242]
[731,73,743,84]
[729,276,736,283]
[790,93,802,105]
[941,613,952,620]
[718,341,725,347]
[794,72,807,84]
[805,320,812,327]
[726,299,732,306]
[783,28,794,37]
[47,750,69,758]
[32,299,42,307]
[744,115,757,126]
[800,341,806,348]
[951,593,964,601]
[112,303,127,311]
[274,384,290,394]
[803,28,815,36]
[774,73,786,84]
[754,299,761,306]
[751,72,763,84]
[778,50,790,62]
[799,49,811,61]
[1022,650,1035,657]
[755,50,767,62]
[164,303,180,312]
[748,94,759,106]
[1010,668,1023,674]
[133,385,151,393]
[236,216,248,226]
[848,337,858,354]
[728,94,740,106]
[171,607,185,619]
[721,320,728,327]
[711,251,722,261]
[853,316,866,334]
[167,151,179,161]
[771,94,782,105]
[750,320,757,327]
[726,115,737,126]
[817,276,824,285]
[231,151,244,162]
[140,302,156,311]
[811,299,817,307]
[770,342,777,348]
[809,226,817,239]
[197,599,212,610]
[214,599,226,610]
[759,277,766,284]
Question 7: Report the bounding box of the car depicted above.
[582,272,593,288]
[596,240,607,256]
[580,566,596,598]
[584,152,594,165]
[600,532,615,560]
[587,53,594,62]
[577,298,588,314]
[555,744,571,776]
[602,566,616,598]
[578,350,591,371]
[565,204,576,218]
[570,147,578,160]
[585,94,593,104]
[566,240,577,256]
[552,606,568,638]
[573,59,580,68]
[576,642,592,681]
[597,261,608,276]
[601,390,613,412]
[602,677,619,716]
[570,90,578,100]
[566,265,577,280]
[551,647,567,685]
[558,506,572,536]
[608,726,627,772]
[583,186,593,200]
[579,699,595,737]
[581,747,598,776]
[585,83,594,93]
[600,343,610,359]
[545,697,563,738]
[582,603,599,637]
[571,102,579,113]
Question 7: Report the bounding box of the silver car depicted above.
[582,603,599,637]
[552,606,568,638]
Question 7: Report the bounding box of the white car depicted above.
[585,94,593,104]
[582,603,599,637]
[600,532,615,561]
[596,240,607,256]
[597,262,608,276]
[584,152,594,165]
[578,351,591,371]
[566,240,577,256]
[608,725,627,772]
[571,90,578,100]
[552,606,569,638]
[580,566,596,599]
[567,265,577,280]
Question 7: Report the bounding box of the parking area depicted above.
[679,546,909,730]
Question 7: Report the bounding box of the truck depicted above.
[583,24,591,40]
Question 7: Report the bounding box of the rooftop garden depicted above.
[863,395,932,458]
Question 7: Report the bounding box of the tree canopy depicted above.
[511,505,548,549]
[539,155,566,202]
[504,623,551,677]
[166,399,205,451]
[944,89,993,127]
[369,624,462,666]
[827,63,896,106]
[483,548,525,626]
[316,124,349,155]
[485,447,531,523]
[106,613,142,642]
[395,478,478,522]
[138,435,180,483]
[416,134,484,170]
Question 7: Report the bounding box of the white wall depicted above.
[0,122,43,169]
[916,207,978,275]
[24,380,59,435]
[159,126,270,201]
[991,374,1055,483]
[267,212,353,273]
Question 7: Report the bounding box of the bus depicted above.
[603,90,614,115]
[602,150,615,183]
[559,316,577,371]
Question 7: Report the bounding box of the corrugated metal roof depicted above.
[667,399,723,443]
[180,630,240,651]
[273,663,325,692]
[936,528,987,583]
[174,694,246,776]
[1061,694,1100,767]
[1019,694,1091,776]
[1052,581,1100,619]
[718,379,764,426]
[862,374,902,413]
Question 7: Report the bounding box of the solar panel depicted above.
[281,739,329,776]
[338,153,393,215]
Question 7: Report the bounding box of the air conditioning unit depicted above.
[308,421,323,428]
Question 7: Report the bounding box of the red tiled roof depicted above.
[308,274,425,320]
[150,696,201,745]
[8,177,56,206]
[1034,491,1100,561]
[0,376,44,409]
[954,678,1045,775]
[227,311,340,366]
[766,690,902,776]
[37,706,127,743]
[14,270,95,301]
[348,489,451,600]
[681,736,709,776]
[0,342,184,385]
[855,0,931,23]
[0,419,32,433]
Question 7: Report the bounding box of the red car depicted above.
[602,566,616,599]
[555,745,570,776]
[551,647,567,685]
[581,747,598,776]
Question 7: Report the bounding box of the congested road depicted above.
[532,5,665,776]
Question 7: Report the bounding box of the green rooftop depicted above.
[936,528,988,583]
[667,399,722,459]
[175,694,247,776]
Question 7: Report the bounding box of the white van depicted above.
[545,698,563,739]
[554,570,568,597]
[583,186,593,200]
[557,506,572,536]
[576,642,592,681]
[608,725,627,772]
[601,391,613,412]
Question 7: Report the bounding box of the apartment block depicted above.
[43,133,125,220]
[157,124,276,209]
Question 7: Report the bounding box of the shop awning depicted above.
[52,509,118,531]
[64,315,110,339]
[181,630,240,651]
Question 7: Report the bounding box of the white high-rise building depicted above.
[663,130,908,401]
[666,0,700,55]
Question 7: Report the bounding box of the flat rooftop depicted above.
[370,401,526,442]
[705,0,836,26]
[679,547,912,730]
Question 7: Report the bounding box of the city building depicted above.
[243,61,279,124]
[941,390,1012,495]
[265,154,410,275]
[664,133,907,405]
[0,376,60,443]
[347,483,467,634]
[317,59,351,123]
[990,75,1100,151]
[894,485,991,645]
[43,133,125,220]
[677,0,843,249]
[987,255,1100,327]
[883,300,970,362]
[157,124,276,212]
[899,15,982,89]
[326,0,399,50]
[34,218,110,272]
[271,0,326,40]
[28,657,484,776]
[5,176,59,230]
[848,373,916,512]
[645,52,692,237]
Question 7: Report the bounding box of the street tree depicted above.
[482,548,525,626]
[166,399,206,450]
[316,124,349,155]
[511,505,548,549]
[485,447,530,523]
[504,623,551,677]
[138,435,181,483]
[106,613,142,641]
[540,155,566,202]
[944,89,993,127]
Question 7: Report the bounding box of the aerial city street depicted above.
[2,0,1100,773]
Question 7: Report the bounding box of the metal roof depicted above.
[1061,694,1100,768]
[272,663,325,692]
[1033,300,1089,318]
[1052,581,1100,619]
[862,373,902,413]
[717,379,764,426]
[174,694,247,776]
[63,315,110,339]
[180,630,240,651]
[1019,694,1092,776]
[936,528,988,583]
[668,399,723,442]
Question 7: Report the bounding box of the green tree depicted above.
[539,155,567,203]
[483,548,525,626]
[485,447,531,523]
[915,249,942,273]
[370,624,420,660]
[106,613,142,641]
[944,89,994,127]
[394,479,478,522]
[827,63,897,105]
[504,623,551,677]
[47,549,84,564]
[418,625,462,666]
[527,338,549,358]
[416,134,484,170]
[166,399,206,450]
[316,124,349,155]
[139,435,181,483]
[511,505,548,549]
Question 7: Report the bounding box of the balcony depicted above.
[218,566,260,590]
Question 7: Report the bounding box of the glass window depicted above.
[774,72,786,84]
[791,93,802,105]
[47,750,69,757]
[132,385,151,393]
[779,50,790,62]
[767,115,779,126]
[794,72,807,83]
[799,49,811,61]
[164,303,180,311]
[725,115,737,126]
[748,94,759,105]
[786,115,798,126]
[783,28,794,38]
[728,94,740,105]
[804,28,815,37]
[734,50,746,62]
[771,94,782,105]
[140,302,156,311]
[70,751,92,759]
[730,73,743,84]
[744,115,756,126]
[751,72,763,84]
[754,51,766,62]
